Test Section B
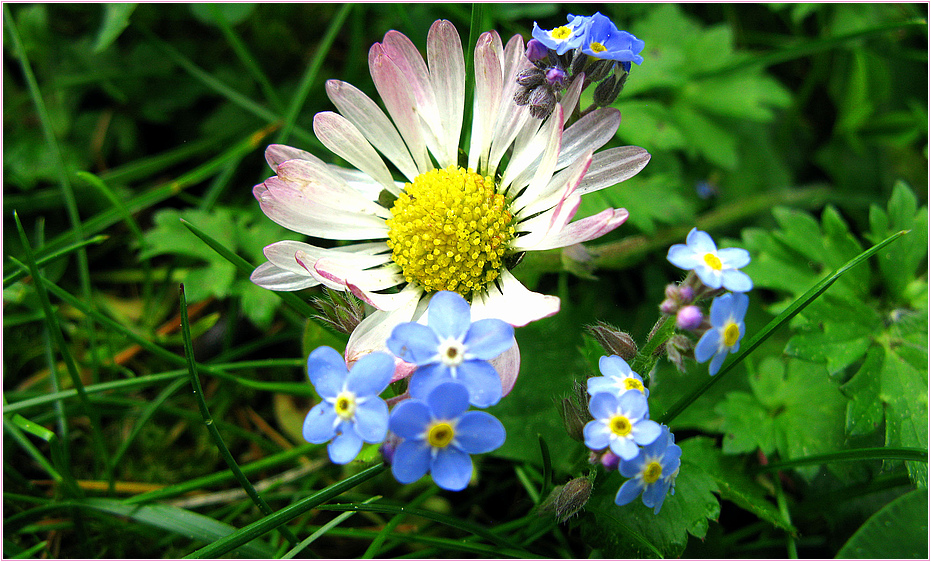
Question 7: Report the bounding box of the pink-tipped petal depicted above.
[490,337,521,397]
[501,104,563,194]
[471,270,560,327]
[519,208,629,252]
[313,258,404,292]
[427,20,465,168]
[515,150,592,219]
[250,261,320,291]
[274,160,387,217]
[325,79,419,182]
[313,112,396,192]
[348,281,423,312]
[468,31,504,171]
[576,146,652,196]
[369,44,430,174]
[264,144,319,171]
[558,74,584,127]
[556,107,620,171]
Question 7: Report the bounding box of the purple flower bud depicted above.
[660,298,677,316]
[676,305,703,331]
[600,450,620,471]
[545,66,567,87]
[664,283,679,300]
[678,285,695,303]
[525,39,549,63]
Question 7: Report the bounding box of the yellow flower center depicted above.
[609,415,632,437]
[427,421,455,449]
[386,166,514,296]
[624,378,645,394]
[550,26,573,40]
[589,42,607,53]
[703,252,723,270]
[334,392,356,420]
[643,461,663,484]
[723,322,741,347]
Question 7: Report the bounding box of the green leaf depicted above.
[717,357,848,480]
[74,498,274,558]
[786,295,882,376]
[93,4,136,53]
[669,101,739,169]
[189,3,256,27]
[613,101,687,152]
[680,437,796,533]
[867,182,928,301]
[581,446,720,558]
[836,489,929,558]
[879,341,929,488]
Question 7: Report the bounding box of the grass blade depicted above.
[754,447,928,474]
[281,496,382,559]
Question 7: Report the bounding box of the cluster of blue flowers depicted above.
[665,228,753,375]
[302,291,511,491]
[515,12,645,118]
[584,355,681,514]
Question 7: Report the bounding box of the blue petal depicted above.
[389,400,431,439]
[391,439,431,484]
[463,319,514,360]
[615,478,644,506]
[408,363,453,400]
[588,392,619,419]
[709,293,735,326]
[632,419,662,446]
[618,454,645,478]
[431,447,473,491]
[426,291,471,340]
[583,420,610,451]
[303,403,337,444]
[718,247,751,268]
[709,350,727,375]
[694,265,723,289]
[731,292,750,319]
[345,352,394,396]
[694,329,721,363]
[328,426,363,464]
[426,381,470,420]
[387,323,440,365]
[686,228,716,253]
[307,346,347,398]
[586,376,617,396]
[353,399,389,443]
[453,411,505,453]
[610,436,640,460]
[599,355,634,378]
[666,244,701,270]
[456,360,503,408]
[642,481,671,514]
[617,389,649,420]
[721,269,753,292]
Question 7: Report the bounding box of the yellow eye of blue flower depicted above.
[643,461,663,484]
[427,421,455,448]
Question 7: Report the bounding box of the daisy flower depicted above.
[250,20,650,386]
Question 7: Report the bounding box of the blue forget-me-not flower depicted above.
[587,354,649,398]
[302,346,393,464]
[584,389,661,460]
[667,228,753,292]
[388,381,506,491]
[387,291,514,408]
[615,425,681,514]
[695,292,749,375]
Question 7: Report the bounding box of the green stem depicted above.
[179,285,298,548]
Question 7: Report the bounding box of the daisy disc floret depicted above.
[387,291,514,408]
[302,346,393,464]
[587,354,649,398]
[584,389,661,460]
[615,425,681,514]
[388,381,506,491]
[667,228,753,292]
[695,292,749,375]
[248,19,651,383]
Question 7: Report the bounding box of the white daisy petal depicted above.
[471,270,560,327]
[325,79,419,183]
[345,286,423,362]
[520,207,629,252]
[555,107,621,171]
[576,146,652,196]
[427,20,465,168]
[275,160,388,217]
[468,31,504,171]
[250,261,320,291]
[314,258,404,292]
[313,111,397,193]
[254,181,388,240]
[516,150,592,219]
[265,144,318,171]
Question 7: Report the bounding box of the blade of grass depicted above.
[753,447,927,474]
[275,3,352,145]
[360,486,436,558]
[137,25,321,150]
[178,284,299,547]
[319,501,537,555]
[461,2,484,152]
[42,123,276,254]
[207,4,283,112]
[282,496,382,559]
[185,463,387,558]
[179,218,319,320]
[2,416,64,489]
[4,234,108,288]
[11,213,109,474]
[658,229,910,425]
[8,540,48,559]
[74,171,147,245]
